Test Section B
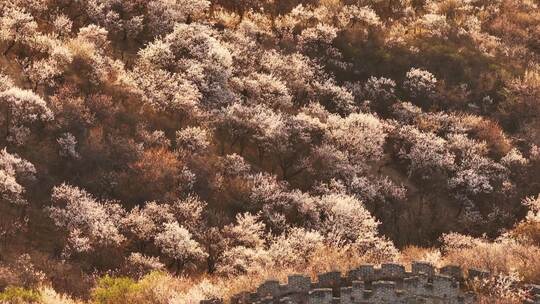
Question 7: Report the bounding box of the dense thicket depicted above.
[1,0,540,302]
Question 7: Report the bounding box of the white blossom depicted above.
[224,213,266,248]
[501,148,528,167]
[420,14,450,38]
[154,221,207,265]
[48,184,126,254]
[217,153,251,177]
[268,228,324,268]
[339,6,381,27]
[403,68,438,99]
[364,76,397,103]
[147,0,210,33]
[57,133,80,159]
[123,252,165,278]
[523,195,540,223]
[0,148,36,205]
[231,72,292,109]
[176,126,210,154]
[0,5,38,53]
[0,73,13,92]
[53,14,73,37]
[299,23,338,46]
[326,112,388,164]
[320,193,380,245]
[0,87,53,144]
[123,201,175,241]
[397,126,455,178]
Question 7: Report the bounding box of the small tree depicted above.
[154,221,207,273]
[47,184,126,255]
[0,88,53,144]
[0,5,38,55]
[403,68,438,104]
[176,126,210,155]
[0,149,36,247]
[147,0,210,33]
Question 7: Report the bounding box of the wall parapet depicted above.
[201,262,540,304]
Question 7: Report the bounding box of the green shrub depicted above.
[91,276,140,304]
[0,286,42,304]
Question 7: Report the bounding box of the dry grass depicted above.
[218,245,384,301]
[5,242,539,303]
[442,239,540,283]
[400,246,442,268]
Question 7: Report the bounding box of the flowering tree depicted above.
[122,252,165,279]
[523,195,540,224]
[162,23,233,105]
[154,221,207,273]
[123,201,175,242]
[170,195,207,232]
[0,148,35,205]
[147,0,210,34]
[84,0,145,42]
[57,133,80,159]
[403,68,438,103]
[325,112,389,166]
[259,51,318,105]
[264,112,326,181]
[176,126,210,155]
[319,192,380,245]
[123,195,208,270]
[396,125,455,179]
[318,191,398,262]
[47,184,126,255]
[23,40,73,89]
[217,213,269,275]
[231,72,293,110]
[0,87,53,144]
[214,103,285,157]
[268,227,324,268]
[223,213,266,248]
[363,76,397,109]
[216,153,251,178]
[131,66,201,117]
[0,149,36,244]
[248,173,319,230]
[0,5,37,55]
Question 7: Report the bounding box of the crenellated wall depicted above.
[200,262,540,304]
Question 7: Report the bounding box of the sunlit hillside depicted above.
[1,0,540,303]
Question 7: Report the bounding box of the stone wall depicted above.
[201,262,540,304]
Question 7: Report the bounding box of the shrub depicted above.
[470,119,512,158]
[39,286,80,304]
[469,272,531,304]
[441,233,540,282]
[91,276,140,304]
[0,286,41,304]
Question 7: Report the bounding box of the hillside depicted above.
[0,0,540,303]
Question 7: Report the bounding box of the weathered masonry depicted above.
[201,262,540,304]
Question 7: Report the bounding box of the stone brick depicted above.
[317,271,342,288]
[309,288,333,304]
[440,265,464,280]
[355,265,376,281]
[215,263,528,304]
[257,280,281,298]
[412,261,435,276]
[380,263,406,280]
[287,274,311,293]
